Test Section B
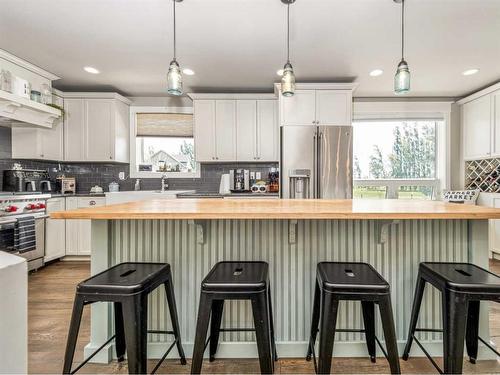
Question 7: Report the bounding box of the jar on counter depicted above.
[108,182,120,192]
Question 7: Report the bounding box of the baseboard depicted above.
[87,339,497,363]
[61,255,90,262]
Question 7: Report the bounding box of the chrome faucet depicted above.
[161,173,169,192]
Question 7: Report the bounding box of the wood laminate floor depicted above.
[28,261,500,374]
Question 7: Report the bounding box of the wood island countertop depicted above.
[50,198,500,220]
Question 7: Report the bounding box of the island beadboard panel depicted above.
[104,218,474,358]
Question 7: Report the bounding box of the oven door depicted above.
[0,218,17,253]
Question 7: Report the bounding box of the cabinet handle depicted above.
[110,156,112,160]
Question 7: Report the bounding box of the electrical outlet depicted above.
[118,172,125,180]
[256,172,261,180]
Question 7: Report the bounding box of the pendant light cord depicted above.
[287,3,290,63]
[401,0,405,60]
[173,0,177,61]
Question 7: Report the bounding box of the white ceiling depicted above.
[1,0,500,98]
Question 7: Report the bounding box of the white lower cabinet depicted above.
[44,197,66,262]
[65,197,105,256]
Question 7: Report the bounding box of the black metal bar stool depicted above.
[190,261,278,374]
[402,262,500,374]
[306,262,400,374]
[63,262,186,374]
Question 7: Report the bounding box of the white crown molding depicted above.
[187,93,276,100]
[0,49,60,81]
[273,82,359,95]
[59,92,132,105]
[456,82,500,105]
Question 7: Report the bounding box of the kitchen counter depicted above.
[50,193,106,198]
[51,198,500,220]
[65,199,497,363]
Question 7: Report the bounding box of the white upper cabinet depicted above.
[193,100,216,162]
[11,93,64,160]
[281,90,317,126]
[84,99,113,161]
[256,100,278,161]
[462,94,492,160]
[190,94,278,162]
[492,93,500,157]
[215,100,237,161]
[63,98,85,161]
[278,84,356,127]
[236,100,257,161]
[63,93,130,162]
[315,90,352,126]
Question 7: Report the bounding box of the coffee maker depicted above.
[229,169,250,192]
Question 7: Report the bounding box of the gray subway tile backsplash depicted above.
[0,158,278,194]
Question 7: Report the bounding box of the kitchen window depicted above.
[353,119,441,199]
[130,107,200,178]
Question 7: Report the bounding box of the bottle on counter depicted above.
[268,168,280,193]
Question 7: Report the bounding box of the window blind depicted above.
[136,113,193,137]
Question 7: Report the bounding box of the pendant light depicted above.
[394,0,410,94]
[167,0,183,96]
[281,0,296,97]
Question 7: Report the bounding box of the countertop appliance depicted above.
[229,169,250,192]
[281,126,352,199]
[56,177,76,194]
[219,174,231,195]
[3,169,52,193]
[0,193,50,271]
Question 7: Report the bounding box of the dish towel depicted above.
[14,216,36,254]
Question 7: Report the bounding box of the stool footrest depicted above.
[412,334,444,374]
[478,336,500,357]
[150,339,178,375]
[220,328,256,332]
[415,328,443,333]
[69,334,116,374]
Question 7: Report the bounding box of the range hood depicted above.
[0,90,61,128]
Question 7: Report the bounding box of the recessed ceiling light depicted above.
[277,69,284,76]
[83,66,100,74]
[462,68,479,76]
[182,68,195,76]
[369,69,384,77]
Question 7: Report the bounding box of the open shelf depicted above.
[0,89,62,128]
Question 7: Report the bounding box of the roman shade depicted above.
[136,113,193,137]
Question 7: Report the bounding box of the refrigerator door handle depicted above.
[312,132,317,199]
[317,130,323,199]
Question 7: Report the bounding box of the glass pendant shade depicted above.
[167,59,183,96]
[394,59,410,95]
[281,62,296,97]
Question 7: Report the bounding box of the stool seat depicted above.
[78,262,170,295]
[202,261,268,293]
[420,262,500,293]
[317,262,389,294]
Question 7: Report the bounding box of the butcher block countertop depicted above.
[50,198,500,220]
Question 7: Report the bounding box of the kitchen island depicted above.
[52,199,500,363]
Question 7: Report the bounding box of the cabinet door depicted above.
[84,99,113,161]
[64,197,79,255]
[64,99,85,161]
[236,100,257,161]
[40,94,64,160]
[11,127,41,159]
[77,198,105,255]
[193,100,216,162]
[257,100,278,161]
[215,100,237,160]
[45,198,66,262]
[281,90,316,126]
[492,93,500,157]
[315,90,352,126]
[463,95,491,159]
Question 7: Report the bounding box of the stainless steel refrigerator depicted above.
[281,126,353,199]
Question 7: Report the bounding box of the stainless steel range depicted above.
[0,193,50,271]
